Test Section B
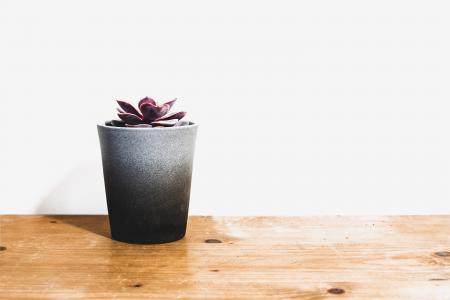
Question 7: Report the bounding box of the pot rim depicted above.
[97,121,198,131]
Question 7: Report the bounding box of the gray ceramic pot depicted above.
[97,123,198,244]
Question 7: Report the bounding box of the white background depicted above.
[1,1,449,215]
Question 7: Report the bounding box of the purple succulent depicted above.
[110,97,187,127]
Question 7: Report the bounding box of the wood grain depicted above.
[0,215,449,299]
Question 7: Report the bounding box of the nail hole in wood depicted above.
[131,283,142,288]
[205,239,222,243]
[0,246,6,251]
[435,251,450,257]
[210,269,220,272]
[327,288,345,295]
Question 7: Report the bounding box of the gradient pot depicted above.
[97,123,198,244]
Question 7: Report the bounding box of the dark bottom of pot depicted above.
[111,231,186,244]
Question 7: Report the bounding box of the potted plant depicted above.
[97,97,198,244]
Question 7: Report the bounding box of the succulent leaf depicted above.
[117,101,142,118]
[118,113,143,125]
[158,104,170,118]
[162,98,177,110]
[157,111,186,121]
[139,102,160,122]
[111,119,126,127]
[151,119,178,127]
[138,97,156,108]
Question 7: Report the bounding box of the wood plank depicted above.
[0,215,449,299]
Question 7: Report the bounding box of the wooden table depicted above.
[0,215,449,299]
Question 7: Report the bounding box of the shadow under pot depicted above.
[97,123,198,244]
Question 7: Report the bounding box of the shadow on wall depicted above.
[36,162,107,214]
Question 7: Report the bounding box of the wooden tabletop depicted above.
[0,215,449,299]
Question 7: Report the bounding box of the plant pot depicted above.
[97,123,198,244]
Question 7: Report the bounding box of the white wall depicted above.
[1,0,449,215]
